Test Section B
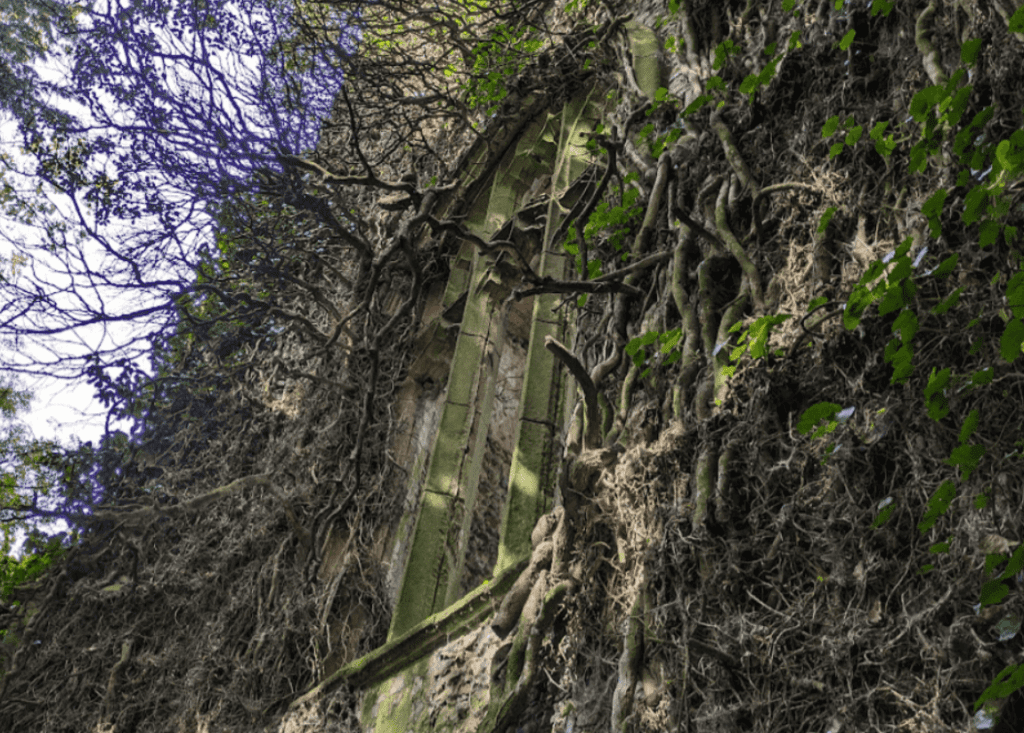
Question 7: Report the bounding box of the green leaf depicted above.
[1010,5,1024,33]
[909,140,929,173]
[892,308,919,345]
[971,367,994,387]
[963,184,989,225]
[818,206,836,233]
[933,253,958,277]
[659,328,682,352]
[1000,318,1024,363]
[996,138,1024,174]
[923,367,951,421]
[917,479,956,532]
[979,579,1010,606]
[838,29,856,51]
[921,188,948,238]
[844,288,876,330]
[872,500,896,528]
[931,287,962,315]
[1006,272,1024,319]
[878,285,905,316]
[1005,545,1024,579]
[887,342,914,384]
[739,75,758,95]
[961,38,983,65]
[980,220,1001,248]
[822,115,840,138]
[748,314,792,358]
[959,409,980,444]
[712,38,738,71]
[684,95,708,116]
[909,85,946,122]
[942,85,972,128]
[870,0,895,16]
[797,402,842,437]
[869,120,889,142]
[976,664,1024,712]
[954,106,995,157]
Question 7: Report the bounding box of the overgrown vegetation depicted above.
[1,0,1024,731]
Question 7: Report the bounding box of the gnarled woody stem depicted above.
[545,336,602,450]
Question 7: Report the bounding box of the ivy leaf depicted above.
[1000,318,1024,363]
[797,401,842,438]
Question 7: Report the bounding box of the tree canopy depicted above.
[0,0,351,385]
